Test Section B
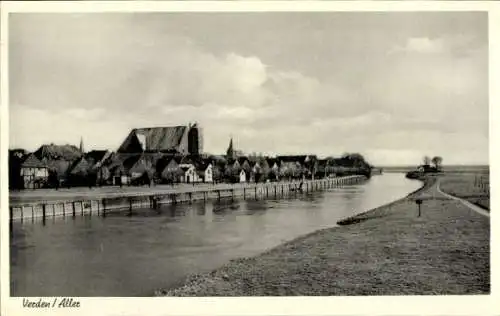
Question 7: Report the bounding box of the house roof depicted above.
[117,126,188,153]
[34,144,83,161]
[156,155,181,173]
[237,157,249,165]
[276,155,308,163]
[122,154,143,172]
[85,150,110,165]
[21,154,47,168]
[69,157,92,175]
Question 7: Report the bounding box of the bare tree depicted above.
[423,156,431,166]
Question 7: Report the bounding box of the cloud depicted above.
[9,13,488,165]
[393,37,445,54]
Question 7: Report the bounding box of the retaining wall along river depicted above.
[10,175,366,221]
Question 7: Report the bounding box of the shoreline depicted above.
[156,174,489,296]
[9,176,366,221]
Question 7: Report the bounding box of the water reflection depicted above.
[10,174,421,297]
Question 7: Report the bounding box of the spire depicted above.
[79,137,84,153]
[226,135,235,160]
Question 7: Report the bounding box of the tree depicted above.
[423,156,431,166]
[431,156,443,171]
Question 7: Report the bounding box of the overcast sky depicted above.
[9,12,488,165]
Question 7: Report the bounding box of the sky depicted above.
[9,12,488,166]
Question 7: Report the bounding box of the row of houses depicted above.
[9,125,372,190]
[9,147,364,190]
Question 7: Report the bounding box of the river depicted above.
[10,173,421,296]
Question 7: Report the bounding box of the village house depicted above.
[155,155,182,184]
[66,150,114,186]
[20,154,49,189]
[194,159,214,183]
[33,143,84,185]
[225,158,242,183]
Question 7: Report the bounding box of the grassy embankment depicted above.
[439,171,490,211]
[157,174,489,296]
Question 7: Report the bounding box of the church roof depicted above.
[117,126,188,153]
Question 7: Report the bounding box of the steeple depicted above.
[79,137,84,153]
[226,136,235,160]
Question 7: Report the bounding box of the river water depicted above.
[10,173,421,297]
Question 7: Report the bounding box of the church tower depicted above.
[79,137,84,153]
[226,136,235,160]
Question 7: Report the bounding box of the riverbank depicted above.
[9,176,366,221]
[157,174,489,296]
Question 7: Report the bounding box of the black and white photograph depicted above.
[0,1,496,315]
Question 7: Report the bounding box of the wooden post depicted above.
[203,191,207,202]
[266,186,269,198]
[62,203,66,216]
[32,206,34,218]
[10,207,13,221]
[274,185,277,198]
[53,204,56,217]
[243,188,246,200]
[42,204,46,220]
[255,187,257,200]
[217,190,221,201]
[189,192,193,204]
[281,185,284,196]
[129,198,133,211]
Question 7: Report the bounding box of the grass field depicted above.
[157,175,489,296]
[439,170,490,210]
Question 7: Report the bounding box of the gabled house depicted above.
[156,155,182,184]
[67,157,93,186]
[239,169,247,183]
[238,157,252,181]
[225,158,242,183]
[194,159,213,183]
[20,154,49,189]
[180,164,201,183]
[32,144,83,184]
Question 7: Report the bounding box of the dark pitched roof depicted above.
[266,158,279,167]
[34,144,83,161]
[117,126,188,153]
[193,159,211,171]
[122,154,143,172]
[69,157,92,175]
[156,155,181,173]
[237,157,249,165]
[276,155,308,163]
[85,150,110,164]
[21,154,46,168]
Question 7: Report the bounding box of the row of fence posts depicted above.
[10,176,365,222]
[474,175,489,194]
